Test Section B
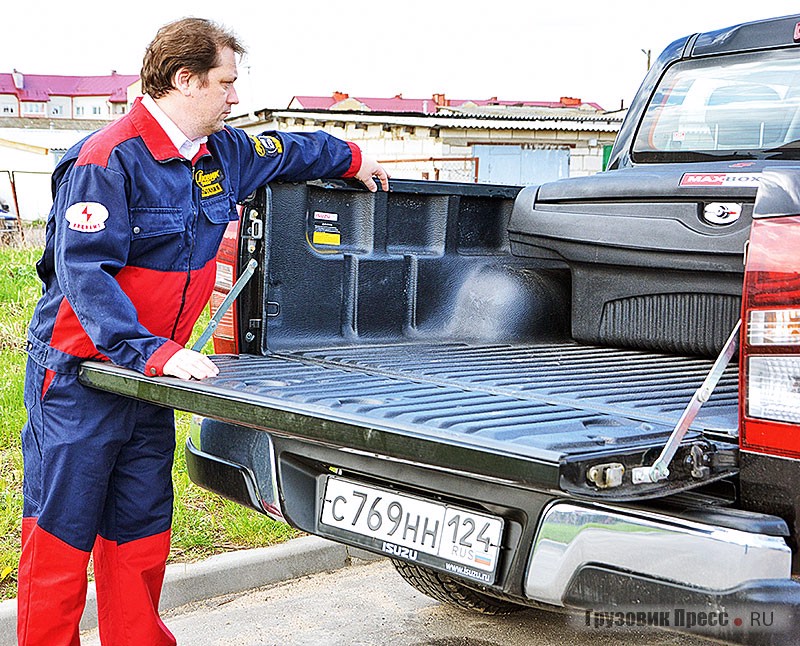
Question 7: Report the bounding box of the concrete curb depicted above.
[0,536,380,645]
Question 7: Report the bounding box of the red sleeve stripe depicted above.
[144,340,183,377]
[343,141,361,178]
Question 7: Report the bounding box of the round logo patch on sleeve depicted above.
[65,202,109,233]
[250,134,283,157]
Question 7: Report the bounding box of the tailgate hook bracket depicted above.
[586,463,626,489]
[688,443,711,480]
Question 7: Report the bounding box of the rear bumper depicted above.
[526,501,792,605]
[186,421,800,644]
[185,418,284,521]
[527,501,798,645]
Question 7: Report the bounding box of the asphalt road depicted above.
[81,558,719,646]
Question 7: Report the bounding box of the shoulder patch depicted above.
[65,202,109,233]
[251,134,283,157]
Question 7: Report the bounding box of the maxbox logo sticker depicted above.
[680,173,761,187]
[65,202,109,233]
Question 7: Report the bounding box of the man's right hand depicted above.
[163,348,219,380]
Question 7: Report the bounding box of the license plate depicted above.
[320,476,503,584]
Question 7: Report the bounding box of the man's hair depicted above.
[141,17,246,98]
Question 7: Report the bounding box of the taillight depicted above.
[741,170,800,460]
[209,219,240,354]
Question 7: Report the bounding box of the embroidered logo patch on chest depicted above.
[65,202,109,232]
[194,168,225,199]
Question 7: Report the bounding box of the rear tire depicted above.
[390,559,524,615]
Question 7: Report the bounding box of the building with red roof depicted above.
[231,92,623,185]
[288,92,604,114]
[0,70,139,120]
[0,71,139,221]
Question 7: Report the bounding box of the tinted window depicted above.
[633,49,800,161]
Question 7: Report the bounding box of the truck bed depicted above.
[80,178,743,500]
[79,339,739,500]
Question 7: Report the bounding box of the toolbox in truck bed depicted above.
[507,163,757,357]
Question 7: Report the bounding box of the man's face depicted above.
[186,46,239,138]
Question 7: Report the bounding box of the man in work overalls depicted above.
[18,17,388,645]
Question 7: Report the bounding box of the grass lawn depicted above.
[0,242,298,601]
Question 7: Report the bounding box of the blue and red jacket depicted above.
[27,97,361,377]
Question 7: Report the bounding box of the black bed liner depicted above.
[285,340,738,435]
[79,340,738,496]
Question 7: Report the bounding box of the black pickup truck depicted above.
[80,13,800,645]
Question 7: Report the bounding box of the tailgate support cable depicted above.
[631,319,741,485]
[191,258,259,352]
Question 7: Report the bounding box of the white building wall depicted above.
[569,145,607,176]
[234,115,621,183]
[0,127,93,220]
[0,94,17,116]
[0,146,52,173]
[48,96,71,118]
[0,168,52,221]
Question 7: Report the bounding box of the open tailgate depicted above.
[79,341,739,501]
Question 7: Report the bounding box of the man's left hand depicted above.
[355,155,390,192]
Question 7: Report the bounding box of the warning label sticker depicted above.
[312,211,341,246]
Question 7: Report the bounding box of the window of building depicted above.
[76,106,85,116]
[21,102,46,115]
[1,103,15,114]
